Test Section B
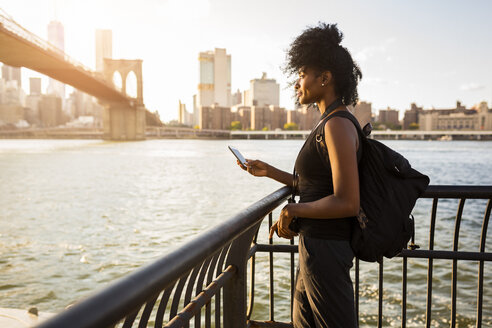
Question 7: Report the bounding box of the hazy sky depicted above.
[1,0,491,121]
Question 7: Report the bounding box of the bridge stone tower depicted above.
[102,59,146,140]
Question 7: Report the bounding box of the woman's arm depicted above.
[239,159,293,186]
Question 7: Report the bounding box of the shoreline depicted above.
[0,127,491,141]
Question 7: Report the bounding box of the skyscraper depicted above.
[29,77,42,95]
[47,20,65,100]
[95,29,112,72]
[197,48,231,108]
[1,65,21,88]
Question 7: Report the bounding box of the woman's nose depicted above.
[294,80,300,89]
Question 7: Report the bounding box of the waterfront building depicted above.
[197,48,231,108]
[297,104,320,130]
[47,21,66,102]
[403,103,423,129]
[418,101,491,131]
[39,94,64,127]
[377,108,400,127]
[251,106,272,130]
[95,29,112,72]
[244,73,280,107]
[199,104,231,130]
[351,101,372,128]
[270,105,287,130]
[0,104,24,124]
[234,105,251,130]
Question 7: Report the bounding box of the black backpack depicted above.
[314,111,430,262]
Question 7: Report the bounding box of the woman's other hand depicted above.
[237,159,269,177]
[269,204,298,240]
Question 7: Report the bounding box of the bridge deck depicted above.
[0,18,129,103]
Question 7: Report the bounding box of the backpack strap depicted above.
[315,110,365,168]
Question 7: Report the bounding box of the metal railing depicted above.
[37,185,492,328]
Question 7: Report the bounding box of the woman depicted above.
[240,23,362,327]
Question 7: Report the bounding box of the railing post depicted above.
[223,222,262,328]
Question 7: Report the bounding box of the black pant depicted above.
[293,235,357,328]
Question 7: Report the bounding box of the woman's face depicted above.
[295,67,324,105]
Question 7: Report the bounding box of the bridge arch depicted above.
[112,71,123,92]
[103,59,144,105]
[125,71,138,99]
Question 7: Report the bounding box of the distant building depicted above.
[298,104,320,130]
[47,21,66,101]
[0,104,24,124]
[178,100,193,126]
[377,108,400,126]
[251,106,272,130]
[197,48,231,108]
[270,105,287,130]
[232,105,251,130]
[95,29,112,72]
[231,89,242,106]
[1,65,21,88]
[30,77,42,95]
[403,103,423,129]
[39,95,64,127]
[245,73,280,107]
[199,104,231,130]
[418,101,491,131]
[351,101,372,128]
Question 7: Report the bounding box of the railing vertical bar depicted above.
[183,265,202,328]
[378,260,383,328]
[268,212,275,322]
[155,283,176,328]
[195,257,213,328]
[122,308,140,328]
[215,243,232,328]
[476,199,491,328]
[451,198,466,328]
[402,257,407,328]
[247,229,259,320]
[355,257,359,326]
[426,198,438,328]
[205,252,221,328]
[138,295,159,328]
[290,236,295,319]
[170,272,192,320]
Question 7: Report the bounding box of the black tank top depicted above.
[294,104,362,240]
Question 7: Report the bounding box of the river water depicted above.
[0,139,491,327]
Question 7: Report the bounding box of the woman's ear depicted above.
[321,71,333,85]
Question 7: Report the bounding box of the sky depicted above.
[1,0,491,122]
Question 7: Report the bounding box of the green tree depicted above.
[262,126,269,131]
[230,121,242,130]
[284,122,299,130]
[408,122,419,130]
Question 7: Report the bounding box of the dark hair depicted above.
[284,23,362,107]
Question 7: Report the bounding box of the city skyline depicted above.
[0,0,491,122]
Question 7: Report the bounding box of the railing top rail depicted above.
[422,185,492,199]
[37,186,291,328]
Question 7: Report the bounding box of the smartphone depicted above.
[228,146,247,168]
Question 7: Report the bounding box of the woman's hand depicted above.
[237,159,269,177]
[269,204,298,240]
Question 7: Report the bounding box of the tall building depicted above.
[47,21,66,101]
[1,65,21,87]
[245,72,279,107]
[352,101,372,128]
[30,78,42,95]
[197,48,231,108]
[95,29,112,72]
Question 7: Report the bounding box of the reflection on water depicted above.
[0,139,491,326]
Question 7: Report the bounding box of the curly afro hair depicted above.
[284,23,362,107]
